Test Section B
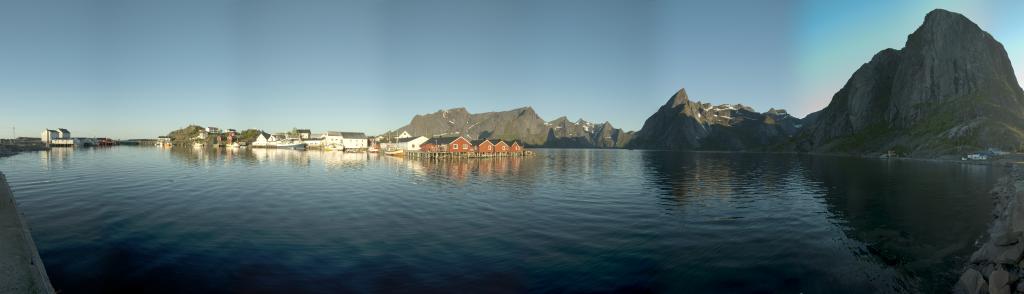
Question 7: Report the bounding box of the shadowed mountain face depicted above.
[627,88,805,150]
[797,9,1024,156]
[394,107,632,148]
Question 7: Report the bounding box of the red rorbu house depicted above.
[492,139,510,153]
[472,139,495,153]
[509,141,523,152]
[426,136,472,153]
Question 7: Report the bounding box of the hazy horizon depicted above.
[2,0,1023,139]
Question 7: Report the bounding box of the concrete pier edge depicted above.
[0,172,55,294]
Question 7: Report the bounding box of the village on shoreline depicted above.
[21,126,534,159]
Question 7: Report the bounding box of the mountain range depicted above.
[626,88,806,151]
[392,107,633,148]
[393,9,1024,156]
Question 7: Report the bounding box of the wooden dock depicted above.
[405,151,534,160]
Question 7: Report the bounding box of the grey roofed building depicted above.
[325,131,367,139]
[427,136,465,144]
[396,137,424,143]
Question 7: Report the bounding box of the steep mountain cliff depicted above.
[627,88,805,150]
[394,107,632,147]
[798,9,1024,155]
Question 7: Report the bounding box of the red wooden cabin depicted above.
[428,136,472,153]
[510,141,523,152]
[492,140,510,152]
[472,139,495,153]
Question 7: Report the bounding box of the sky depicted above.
[0,0,1022,139]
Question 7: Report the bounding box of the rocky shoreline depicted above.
[0,142,48,158]
[956,166,1024,294]
[0,172,54,293]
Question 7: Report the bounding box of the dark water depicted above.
[0,147,1005,293]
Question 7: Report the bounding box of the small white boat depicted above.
[193,142,205,148]
[228,143,241,148]
[325,144,340,151]
[368,146,379,152]
[276,139,307,150]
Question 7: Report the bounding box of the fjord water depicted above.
[0,147,1003,293]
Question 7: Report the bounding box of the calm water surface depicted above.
[0,147,1005,293]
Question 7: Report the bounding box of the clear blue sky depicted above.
[1,0,1022,139]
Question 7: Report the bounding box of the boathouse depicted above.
[427,136,472,153]
[492,139,510,153]
[472,139,495,153]
[510,141,523,152]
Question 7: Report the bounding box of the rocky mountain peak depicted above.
[920,9,974,31]
[548,116,570,124]
[669,88,690,108]
[798,9,1024,155]
[396,106,631,148]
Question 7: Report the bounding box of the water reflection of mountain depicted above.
[638,151,800,204]
[798,155,1002,292]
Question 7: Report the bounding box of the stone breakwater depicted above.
[0,172,54,294]
[956,167,1024,294]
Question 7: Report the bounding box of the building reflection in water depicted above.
[404,155,538,186]
[39,147,75,168]
[161,146,541,186]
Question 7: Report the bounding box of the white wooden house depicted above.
[323,131,368,150]
[253,132,273,147]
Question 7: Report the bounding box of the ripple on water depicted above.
[0,147,1003,293]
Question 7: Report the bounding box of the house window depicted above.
[462,144,467,149]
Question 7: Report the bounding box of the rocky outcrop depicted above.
[395,107,633,148]
[956,167,1024,294]
[627,88,805,150]
[799,9,1024,156]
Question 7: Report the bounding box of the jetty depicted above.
[0,172,54,294]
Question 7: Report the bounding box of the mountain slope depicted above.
[394,107,632,147]
[798,9,1024,155]
[627,88,805,150]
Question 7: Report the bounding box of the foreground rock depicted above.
[0,172,54,293]
[956,167,1024,294]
